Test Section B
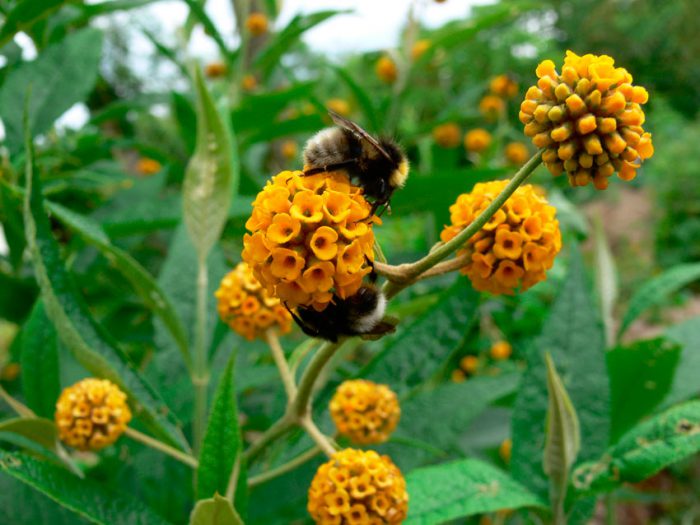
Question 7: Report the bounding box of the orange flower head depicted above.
[136,158,161,175]
[479,94,505,119]
[204,61,226,78]
[441,180,561,295]
[500,438,512,463]
[280,140,298,160]
[490,340,512,360]
[326,98,351,117]
[432,123,461,148]
[243,171,377,309]
[504,142,530,166]
[451,369,466,383]
[490,74,519,98]
[242,74,257,91]
[308,449,408,524]
[215,262,292,340]
[376,55,398,84]
[464,128,492,153]
[520,50,653,189]
[411,39,431,61]
[460,355,479,374]
[245,12,269,36]
[55,378,131,451]
[330,380,400,444]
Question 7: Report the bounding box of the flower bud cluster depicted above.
[520,50,653,189]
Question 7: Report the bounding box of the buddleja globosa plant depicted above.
[2,3,700,523]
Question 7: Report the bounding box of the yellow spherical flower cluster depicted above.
[490,74,519,98]
[280,139,298,161]
[464,129,492,153]
[245,12,269,36]
[375,55,397,84]
[204,61,226,78]
[326,98,351,117]
[504,142,529,166]
[411,39,431,61]
[520,50,654,189]
[490,340,512,360]
[479,94,505,120]
[330,380,400,444]
[308,449,408,525]
[242,170,377,310]
[441,180,562,295]
[136,158,161,175]
[55,378,132,451]
[432,122,461,148]
[215,263,292,340]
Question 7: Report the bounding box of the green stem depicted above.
[265,329,297,399]
[291,341,341,418]
[247,446,321,487]
[193,259,209,453]
[243,414,295,463]
[125,427,199,469]
[382,149,544,299]
[300,417,337,458]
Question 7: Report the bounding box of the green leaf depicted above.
[511,249,609,501]
[607,338,681,441]
[363,277,479,394]
[405,458,545,524]
[387,373,521,471]
[593,217,617,346]
[663,317,700,407]
[543,353,580,520]
[23,123,188,452]
[0,418,58,454]
[197,356,247,516]
[0,28,102,152]
[47,202,191,372]
[617,263,700,340]
[190,494,243,525]
[232,82,317,134]
[572,400,700,495]
[0,451,172,525]
[0,0,69,47]
[329,65,379,131]
[182,0,234,62]
[255,10,347,78]
[183,66,236,261]
[20,301,60,418]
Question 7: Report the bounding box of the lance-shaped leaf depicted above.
[617,262,700,340]
[20,300,60,418]
[190,494,243,525]
[543,353,581,520]
[593,217,617,347]
[0,451,171,525]
[47,202,191,372]
[183,67,236,262]
[23,122,188,451]
[0,0,69,47]
[573,400,700,496]
[0,28,102,152]
[197,356,247,516]
[405,458,545,524]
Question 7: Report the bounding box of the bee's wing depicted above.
[328,110,393,162]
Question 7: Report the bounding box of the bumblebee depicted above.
[288,271,395,343]
[303,111,409,214]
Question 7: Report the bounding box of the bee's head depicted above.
[379,138,409,189]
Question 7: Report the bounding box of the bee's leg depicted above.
[285,303,321,338]
[364,256,378,283]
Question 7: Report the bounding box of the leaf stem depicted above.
[193,258,209,453]
[124,427,199,469]
[291,340,341,418]
[265,329,297,399]
[381,149,544,299]
[247,446,321,487]
[299,417,337,458]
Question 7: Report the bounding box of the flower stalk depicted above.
[125,427,199,469]
[193,259,209,454]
